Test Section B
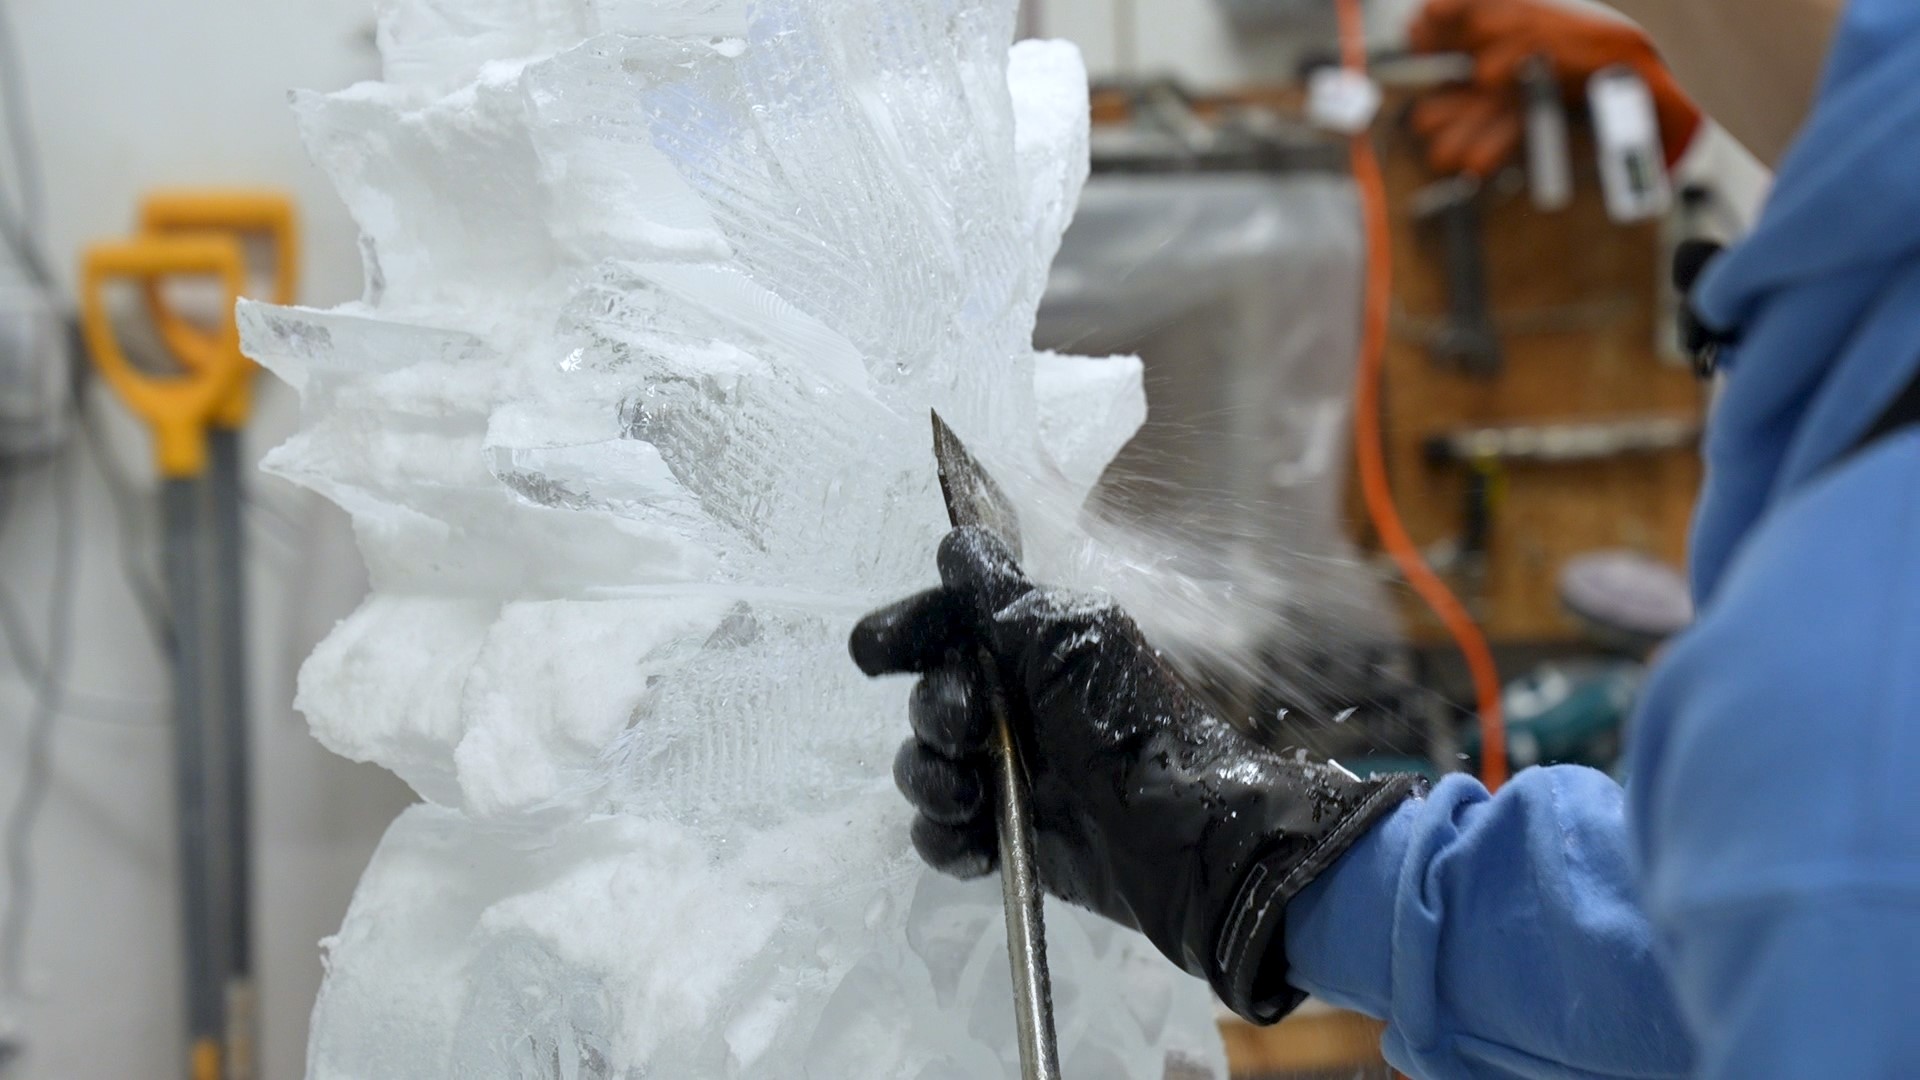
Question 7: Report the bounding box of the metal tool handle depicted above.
[1435,193,1502,377]
[162,479,230,1080]
[137,188,301,434]
[210,430,257,1080]
[78,234,249,479]
[978,647,1061,1080]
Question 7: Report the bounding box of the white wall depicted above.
[0,2,415,1079]
[21,0,377,304]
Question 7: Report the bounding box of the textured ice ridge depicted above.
[242,1,1225,1076]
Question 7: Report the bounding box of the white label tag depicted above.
[1589,66,1673,222]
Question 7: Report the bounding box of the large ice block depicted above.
[249,2,1228,1076]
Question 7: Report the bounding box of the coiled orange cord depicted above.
[1336,0,1507,789]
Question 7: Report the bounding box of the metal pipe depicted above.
[982,656,1060,1080]
[162,479,228,1080]
[208,430,255,1080]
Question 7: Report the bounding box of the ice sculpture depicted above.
[241,1,1228,1076]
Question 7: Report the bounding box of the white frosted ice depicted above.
[244,1,1226,1077]
[1034,350,1146,494]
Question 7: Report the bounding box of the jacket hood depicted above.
[1689,0,1920,603]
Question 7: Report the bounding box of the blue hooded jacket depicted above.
[1282,3,1920,1076]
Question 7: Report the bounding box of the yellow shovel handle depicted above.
[137,189,300,429]
[80,234,247,479]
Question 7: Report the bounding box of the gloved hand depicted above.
[848,526,1421,1024]
[1407,0,1702,177]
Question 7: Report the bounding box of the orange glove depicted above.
[1407,0,1703,178]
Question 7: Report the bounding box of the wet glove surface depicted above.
[849,526,1420,1023]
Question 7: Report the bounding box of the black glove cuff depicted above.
[1210,772,1424,1024]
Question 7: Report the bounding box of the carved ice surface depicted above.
[243,1,1227,1077]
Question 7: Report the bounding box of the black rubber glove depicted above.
[849,526,1422,1024]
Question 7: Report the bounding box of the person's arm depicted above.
[850,529,1694,1077]
[1287,767,1695,1079]
[1627,439,1920,1078]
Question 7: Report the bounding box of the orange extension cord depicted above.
[1335,0,1507,789]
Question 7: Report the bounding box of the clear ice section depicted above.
[242,1,1229,1077]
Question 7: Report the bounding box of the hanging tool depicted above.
[135,189,298,1080]
[1520,55,1573,211]
[1423,414,1702,466]
[928,411,1059,1080]
[1411,175,1503,377]
[81,235,248,1080]
[1298,48,1475,90]
[1421,414,1700,608]
[1451,454,1501,603]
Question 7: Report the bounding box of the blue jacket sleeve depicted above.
[1627,434,1920,1079]
[1283,767,1694,1079]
